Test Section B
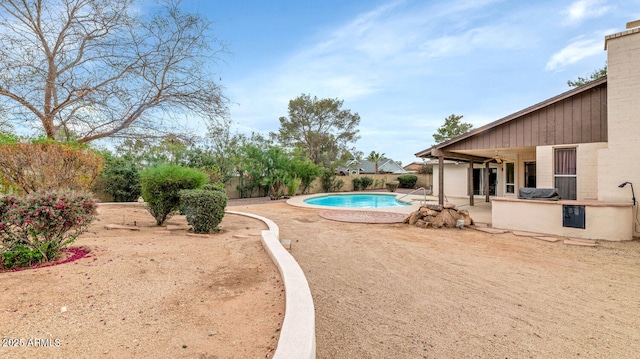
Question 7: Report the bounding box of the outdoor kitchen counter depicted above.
[493,197,633,207]
[492,197,634,241]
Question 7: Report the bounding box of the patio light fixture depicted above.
[618,181,637,206]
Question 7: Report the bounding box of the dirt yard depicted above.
[1,204,284,359]
[3,200,640,359]
[235,201,640,359]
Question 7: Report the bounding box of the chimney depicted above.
[626,19,640,29]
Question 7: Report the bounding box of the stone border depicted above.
[226,210,316,359]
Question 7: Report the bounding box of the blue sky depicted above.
[181,0,640,165]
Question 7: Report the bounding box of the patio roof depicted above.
[415,76,608,205]
[415,76,608,161]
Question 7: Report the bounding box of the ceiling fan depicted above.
[483,151,506,164]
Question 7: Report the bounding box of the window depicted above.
[554,148,576,200]
[505,162,515,194]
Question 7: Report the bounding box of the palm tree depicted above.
[367,151,385,174]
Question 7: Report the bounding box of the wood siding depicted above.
[445,83,607,151]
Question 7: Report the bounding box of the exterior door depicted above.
[524,161,536,188]
[473,168,498,196]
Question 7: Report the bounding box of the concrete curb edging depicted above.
[226,210,316,359]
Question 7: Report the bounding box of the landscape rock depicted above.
[443,202,457,209]
[405,204,475,230]
[425,204,443,211]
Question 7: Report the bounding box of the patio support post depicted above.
[468,161,474,206]
[485,161,490,203]
[438,156,444,205]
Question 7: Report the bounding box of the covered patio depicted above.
[415,77,608,207]
[414,76,634,241]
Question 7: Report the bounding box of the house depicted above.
[337,157,407,175]
[415,20,640,241]
[403,161,432,173]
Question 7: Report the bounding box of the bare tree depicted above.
[0,105,12,134]
[0,0,228,142]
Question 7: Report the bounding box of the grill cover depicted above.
[518,188,560,201]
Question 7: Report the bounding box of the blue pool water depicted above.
[303,194,409,208]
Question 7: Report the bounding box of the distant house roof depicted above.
[403,162,424,171]
[338,158,408,175]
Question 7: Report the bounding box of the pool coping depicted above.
[286,192,429,215]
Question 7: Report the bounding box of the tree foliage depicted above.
[567,65,607,88]
[234,142,321,198]
[0,139,103,193]
[207,118,247,183]
[0,0,227,142]
[97,155,141,202]
[432,114,473,144]
[113,135,224,183]
[273,94,360,166]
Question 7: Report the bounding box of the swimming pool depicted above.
[303,194,409,208]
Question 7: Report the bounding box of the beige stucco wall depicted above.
[536,142,607,200]
[432,164,469,197]
[432,163,503,198]
[599,26,640,236]
[492,198,633,241]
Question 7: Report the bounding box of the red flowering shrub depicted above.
[0,191,98,269]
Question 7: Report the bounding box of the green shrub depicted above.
[397,174,418,188]
[98,157,141,202]
[2,245,43,269]
[386,181,399,192]
[180,189,227,233]
[352,177,363,191]
[140,165,208,226]
[203,182,226,193]
[0,190,98,269]
[321,169,344,192]
[287,177,302,196]
[353,177,374,191]
[236,183,255,198]
[360,177,373,190]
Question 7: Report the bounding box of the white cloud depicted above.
[563,0,610,26]
[419,25,533,58]
[545,30,613,71]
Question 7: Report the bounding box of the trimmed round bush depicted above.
[202,182,226,193]
[397,174,418,188]
[386,181,399,192]
[180,189,227,233]
[140,165,208,226]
